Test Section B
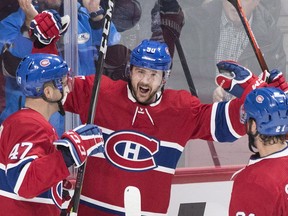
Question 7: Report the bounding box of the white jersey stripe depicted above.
[210,103,218,142]
[225,101,242,138]
[14,162,31,194]
[160,141,184,152]
[154,166,175,174]
[0,189,54,205]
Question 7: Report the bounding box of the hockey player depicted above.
[0,53,104,216]
[229,87,288,215]
[63,39,268,215]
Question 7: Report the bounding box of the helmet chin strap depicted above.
[42,92,65,116]
[57,100,65,116]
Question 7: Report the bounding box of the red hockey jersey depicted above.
[229,147,288,216]
[64,75,246,215]
[0,108,70,216]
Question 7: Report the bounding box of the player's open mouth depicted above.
[139,86,149,94]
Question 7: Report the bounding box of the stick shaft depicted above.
[155,0,221,167]
[227,0,269,74]
[69,1,115,214]
[175,38,221,167]
[174,38,198,97]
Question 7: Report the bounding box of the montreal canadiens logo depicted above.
[40,59,51,67]
[105,130,160,171]
[256,95,264,103]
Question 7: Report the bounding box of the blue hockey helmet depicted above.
[244,87,288,135]
[16,53,69,97]
[130,39,171,72]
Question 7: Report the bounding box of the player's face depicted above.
[130,66,164,104]
[61,75,71,105]
[44,75,67,103]
[222,0,260,25]
[52,78,65,100]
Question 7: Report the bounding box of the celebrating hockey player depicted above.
[0,53,104,216]
[229,87,288,215]
[63,39,269,215]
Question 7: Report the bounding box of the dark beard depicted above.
[129,81,162,105]
[135,90,158,105]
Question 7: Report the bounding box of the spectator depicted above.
[0,0,20,115]
[63,40,267,215]
[185,0,286,103]
[97,0,142,33]
[0,53,104,216]
[229,87,288,215]
[261,0,281,21]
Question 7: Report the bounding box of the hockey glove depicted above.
[159,0,184,39]
[54,124,104,168]
[30,9,62,45]
[151,0,184,57]
[215,60,267,100]
[266,69,288,93]
[62,179,73,202]
[30,9,70,54]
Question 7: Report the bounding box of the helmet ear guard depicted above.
[162,68,171,84]
[244,87,288,136]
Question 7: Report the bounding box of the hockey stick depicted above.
[174,38,221,167]
[68,1,115,215]
[155,0,221,167]
[174,38,197,97]
[124,186,141,216]
[227,0,269,79]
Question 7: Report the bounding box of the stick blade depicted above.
[124,186,141,216]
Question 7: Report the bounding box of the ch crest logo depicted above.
[104,130,160,171]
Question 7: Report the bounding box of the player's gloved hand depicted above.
[266,69,288,93]
[215,60,267,100]
[257,69,270,82]
[30,10,70,55]
[30,9,62,45]
[62,179,73,202]
[30,9,70,44]
[159,0,184,39]
[151,0,184,57]
[54,124,104,167]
